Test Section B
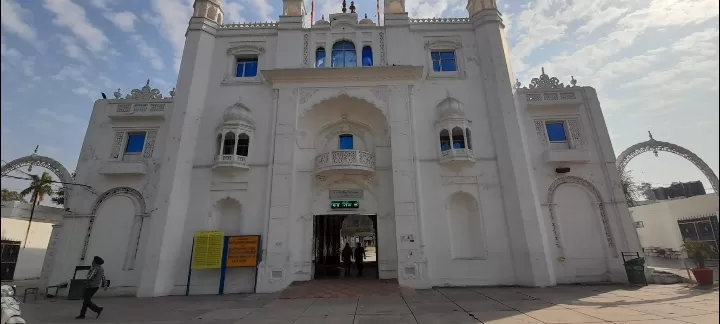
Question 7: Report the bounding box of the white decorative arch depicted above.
[445,190,487,259]
[1,155,75,207]
[297,87,390,121]
[313,174,380,200]
[616,132,719,193]
[546,176,614,250]
[82,187,147,261]
[314,120,378,153]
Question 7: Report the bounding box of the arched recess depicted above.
[211,197,243,235]
[82,187,147,263]
[616,133,719,193]
[1,155,75,208]
[546,176,614,251]
[445,191,486,259]
[298,87,390,121]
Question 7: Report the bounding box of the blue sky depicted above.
[1,0,719,197]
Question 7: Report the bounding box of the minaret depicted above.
[277,0,305,67]
[468,0,556,287]
[384,0,407,25]
[136,0,223,297]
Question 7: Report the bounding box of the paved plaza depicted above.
[21,282,719,324]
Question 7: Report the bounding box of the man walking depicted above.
[354,242,366,276]
[76,256,105,319]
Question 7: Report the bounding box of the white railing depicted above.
[314,150,375,174]
[213,154,249,168]
[220,22,278,29]
[440,148,475,162]
[410,18,470,24]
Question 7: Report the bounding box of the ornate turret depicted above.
[282,0,306,16]
[467,0,498,17]
[192,0,224,25]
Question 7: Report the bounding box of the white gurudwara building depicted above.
[41,0,642,297]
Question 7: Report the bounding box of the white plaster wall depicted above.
[0,218,53,280]
[631,194,719,251]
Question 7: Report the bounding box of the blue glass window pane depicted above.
[546,122,567,142]
[235,63,245,78]
[332,50,343,67]
[362,47,373,67]
[440,51,455,60]
[244,62,258,77]
[316,49,326,67]
[432,60,441,72]
[338,135,353,150]
[126,134,146,153]
[441,59,456,72]
[345,52,357,67]
[431,52,441,60]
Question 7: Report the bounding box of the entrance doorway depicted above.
[312,214,378,279]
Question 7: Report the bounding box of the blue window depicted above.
[361,46,373,67]
[316,47,326,67]
[331,41,357,67]
[546,122,567,142]
[235,57,258,77]
[125,133,146,154]
[431,51,457,72]
[439,129,451,151]
[338,134,353,150]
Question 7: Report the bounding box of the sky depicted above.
[1,0,719,199]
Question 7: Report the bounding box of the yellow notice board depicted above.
[226,236,260,268]
[191,231,224,269]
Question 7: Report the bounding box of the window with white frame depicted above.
[235,57,258,77]
[224,44,264,83]
[425,38,463,79]
[125,132,147,154]
[109,130,156,162]
[545,121,570,149]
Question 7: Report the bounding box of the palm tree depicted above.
[19,172,55,248]
[620,169,639,207]
[51,188,65,205]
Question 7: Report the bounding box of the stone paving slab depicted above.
[20,283,719,323]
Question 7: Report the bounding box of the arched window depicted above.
[361,46,373,67]
[439,129,451,152]
[216,134,222,156]
[331,41,357,67]
[223,132,235,155]
[451,127,465,149]
[236,133,250,156]
[316,47,326,68]
[466,128,472,150]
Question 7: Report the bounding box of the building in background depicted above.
[1,201,62,281]
[42,0,642,297]
[645,181,706,201]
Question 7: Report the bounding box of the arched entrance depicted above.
[616,132,719,193]
[1,154,74,208]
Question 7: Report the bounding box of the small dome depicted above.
[315,15,330,26]
[223,100,254,124]
[436,95,465,119]
[359,14,374,25]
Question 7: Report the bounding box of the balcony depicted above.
[440,148,475,164]
[213,154,249,169]
[314,150,375,175]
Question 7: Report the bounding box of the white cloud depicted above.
[130,35,165,70]
[1,43,22,60]
[225,1,246,23]
[150,0,194,71]
[58,35,87,61]
[575,6,627,35]
[0,0,37,42]
[104,11,138,32]
[246,0,274,21]
[43,0,110,53]
[36,108,84,125]
[671,27,719,54]
[406,0,451,18]
[90,0,115,8]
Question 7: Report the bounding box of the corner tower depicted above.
[468,0,556,286]
[137,0,222,297]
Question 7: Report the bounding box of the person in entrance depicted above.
[342,243,353,276]
[354,242,366,276]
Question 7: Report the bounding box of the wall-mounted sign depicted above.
[191,231,224,269]
[329,189,363,199]
[330,200,360,209]
[226,236,260,268]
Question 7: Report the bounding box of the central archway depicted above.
[616,132,719,193]
[1,154,74,208]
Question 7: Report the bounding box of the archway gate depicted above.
[616,132,719,194]
[1,154,75,208]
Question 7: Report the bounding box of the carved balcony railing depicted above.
[314,150,375,175]
[440,148,475,164]
[213,154,249,169]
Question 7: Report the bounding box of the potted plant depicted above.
[681,241,714,285]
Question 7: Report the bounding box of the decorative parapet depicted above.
[107,80,173,119]
[517,68,581,106]
[220,22,279,29]
[410,18,470,24]
[314,150,375,175]
[112,80,174,101]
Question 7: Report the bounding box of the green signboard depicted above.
[330,200,359,209]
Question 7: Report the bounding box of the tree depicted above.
[620,169,640,207]
[1,189,25,202]
[638,182,653,200]
[18,172,55,248]
[51,188,65,205]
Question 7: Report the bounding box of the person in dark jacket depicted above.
[341,243,353,276]
[354,242,366,276]
[76,256,106,319]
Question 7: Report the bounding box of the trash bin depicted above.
[623,257,647,285]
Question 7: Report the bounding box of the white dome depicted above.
[223,100,254,124]
[436,96,465,119]
[359,14,374,25]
